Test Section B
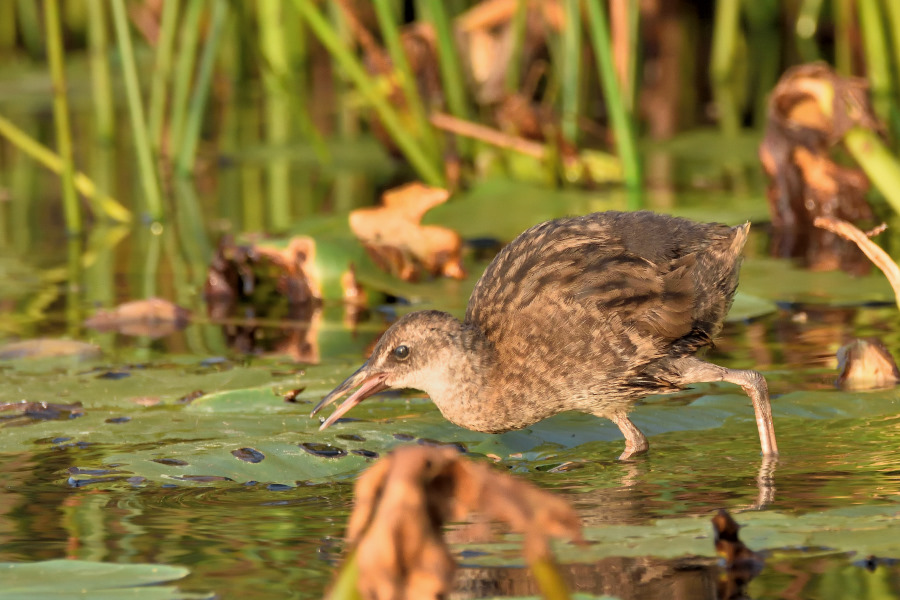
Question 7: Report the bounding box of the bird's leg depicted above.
[670,357,779,457]
[612,414,649,460]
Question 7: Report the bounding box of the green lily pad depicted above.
[0,560,210,599]
[740,255,895,305]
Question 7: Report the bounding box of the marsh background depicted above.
[2,1,900,598]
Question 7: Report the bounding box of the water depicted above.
[2,295,900,598]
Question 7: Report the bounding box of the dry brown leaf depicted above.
[456,0,562,104]
[204,235,323,318]
[759,63,881,229]
[0,339,101,361]
[339,445,582,600]
[349,183,466,282]
[84,298,190,338]
[814,216,900,306]
[456,0,564,33]
[837,338,900,390]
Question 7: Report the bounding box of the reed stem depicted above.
[561,0,582,143]
[857,0,893,121]
[110,0,164,222]
[834,0,853,75]
[148,0,181,154]
[327,550,362,600]
[16,0,44,57]
[709,0,741,137]
[844,127,900,215]
[504,0,528,92]
[529,556,572,600]
[0,114,131,222]
[795,0,823,62]
[584,0,641,190]
[0,1,16,51]
[372,0,440,159]
[175,0,230,175]
[169,0,205,158]
[86,0,115,144]
[44,0,81,234]
[417,0,471,121]
[885,0,900,105]
[294,0,444,186]
[258,0,292,227]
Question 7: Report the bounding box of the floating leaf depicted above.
[84,298,191,338]
[349,182,465,281]
[0,559,211,599]
[329,446,582,600]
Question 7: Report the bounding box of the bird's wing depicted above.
[470,231,704,369]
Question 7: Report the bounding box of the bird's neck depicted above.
[424,321,503,431]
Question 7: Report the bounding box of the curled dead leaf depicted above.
[334,445,582,600]
[204,235,323,320]
[836,338,900,391]
[84,298,191,338]
[349,182,466,282]
[760,63,880,229]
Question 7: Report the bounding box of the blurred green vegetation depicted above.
[1,0,899,233]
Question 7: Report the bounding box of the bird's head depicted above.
[311,310,473,430]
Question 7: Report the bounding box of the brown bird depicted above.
[313,211,778,459]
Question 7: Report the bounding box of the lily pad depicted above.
[0,559,210,599]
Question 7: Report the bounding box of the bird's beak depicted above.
[311,363,389,430]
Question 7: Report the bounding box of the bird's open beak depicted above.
[311,363,389,430]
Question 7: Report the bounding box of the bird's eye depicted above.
[393,345,410,360]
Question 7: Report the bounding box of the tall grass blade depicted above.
[584,0,641,191]
[168,0,205,158]
[326,549,362,600]
[857,0,893,121]
[86,0,115,144]
[148,0,181,153]
[709,0,741,137]
[372,0,440,159]
[529,556,572,600]
[834,0,853,75]
[416,0,471,121]
[0,1,16,50]
[294,0,444,186]
[44,0,81,234]
[885,0,900,106]
[504,0,528,93]
[175,0,230,175]
[110,0,164,222]
[258,0,293,228]
[560,0,582,143]
[795,0,823,62]
[844,127,900,214]
[0,114,131,223]
[16,0,44,57]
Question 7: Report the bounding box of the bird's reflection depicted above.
[448,456,771,600]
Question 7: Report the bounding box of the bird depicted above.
[312,211,778,459]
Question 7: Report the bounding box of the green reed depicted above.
[295,0,445,187]
[585,0,641,190]
[175,0,230,175]
[110,0,163,222]
[148,0,181,154]
[44,0,81,234]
